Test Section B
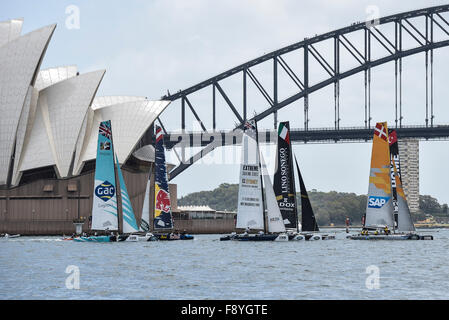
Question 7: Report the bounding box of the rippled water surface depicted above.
[1,228,448,299]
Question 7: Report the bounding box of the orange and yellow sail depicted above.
[364,122,395,228]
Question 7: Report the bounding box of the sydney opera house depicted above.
[0,19,171,234]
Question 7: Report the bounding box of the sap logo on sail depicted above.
[368,196,390,208]
[95,181,115,202]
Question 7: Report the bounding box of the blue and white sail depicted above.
[115,154,139,233]
[91,120,118,231]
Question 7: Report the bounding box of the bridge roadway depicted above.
[164,125,449,150]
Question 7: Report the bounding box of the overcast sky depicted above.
[2,0,448,204]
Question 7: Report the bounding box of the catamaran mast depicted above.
[290,144,299,233]
[110,123,123,235]
[254,121,267,234]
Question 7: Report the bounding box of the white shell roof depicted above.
[34,65,78,91]
[0,23,56,185]
[11,86,39,185]
[73,99,170,174]
[0,18,23,48]
[18,70,105,178]
[92,95,147,110]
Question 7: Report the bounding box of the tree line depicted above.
[178,183,448,226]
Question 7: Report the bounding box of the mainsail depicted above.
[140,178,151,232]
[260,153,286,233]
[91,120,119,231]
[153,126,174,229]
[236,120,265,230]
[115,154,139,233]
[389,129,415,232]
[273,121,298,229]
[365,122,395,229]
[294,155,319,232]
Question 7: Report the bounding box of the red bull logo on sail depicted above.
[156,188,171,213]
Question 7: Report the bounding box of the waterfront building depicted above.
[398,139,420,213]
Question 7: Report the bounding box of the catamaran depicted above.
[149,126,194,241]
[349,122,433,240]
[220,120,289,241]
[273,121,334,240]
[74,120,153,242]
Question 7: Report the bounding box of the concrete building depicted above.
[177,205,235,220]
[398,139,420,213]
[0,19,170,234]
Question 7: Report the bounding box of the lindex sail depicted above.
[349,122,432,240]
[274,121,334,241]
[74,120,149,242]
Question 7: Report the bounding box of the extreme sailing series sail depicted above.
[349,122,433,240]
[221,120,288,241]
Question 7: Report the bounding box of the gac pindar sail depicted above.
[115,154,139,233]
[153,126,173,229]
[389,129,415,232]
[236,120,265,230]
[273,122,297,229]
[365,122,395,229]
[91,120,118,231]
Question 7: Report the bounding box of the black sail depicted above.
[273,122,298,230]
[294,156,319,232]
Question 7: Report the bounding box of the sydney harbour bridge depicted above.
[147,5,449,180]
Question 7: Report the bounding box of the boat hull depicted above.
[73,235,116,242]
[349,233,433,240]
[154,234,194,241]
[220,234,287,241]
[289,233,336,241]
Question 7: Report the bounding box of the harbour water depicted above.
[1,228,448,300]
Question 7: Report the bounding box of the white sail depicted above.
[260,153,286,233]
[236,125,264,230]
[140,179,151,232]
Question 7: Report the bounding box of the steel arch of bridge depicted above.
[157,4,449,180]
